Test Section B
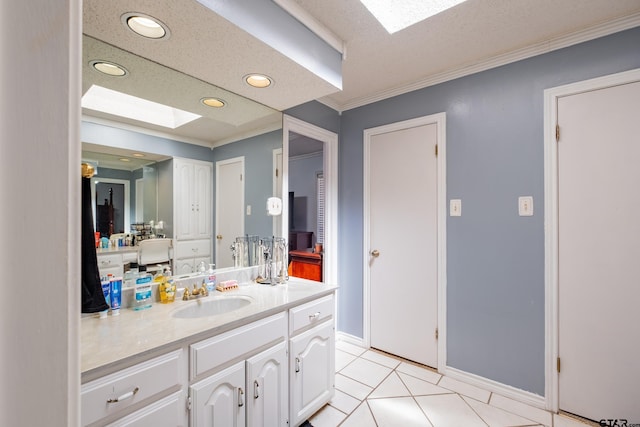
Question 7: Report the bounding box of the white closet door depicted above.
[558,80,640,422]
[368,122,438,367]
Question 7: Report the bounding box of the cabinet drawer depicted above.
[106,391,184,427]
[98,254,122,270]
[81,350,183,426]
[121,251,138,264]
[175,239,211,259]
[190,312,286,380]
[289,294,334,336]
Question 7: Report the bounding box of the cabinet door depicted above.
[246,341,288,427]
[190,361,246,427]
[174,160,196,240]
[193,163,212,239]
[175,258,196,275]
[289,321,335,426]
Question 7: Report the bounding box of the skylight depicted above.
[81,85,201,129]
[359,0,468,34]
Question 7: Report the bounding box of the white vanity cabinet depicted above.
[81,349,187,427]
[96,250,138,278]
[173,158,213,274]
[189,313,288,427]
[81,289,336,427]
[190,342,288,427]
[174,239,212,275]
[288,295,335,427]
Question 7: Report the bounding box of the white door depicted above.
[216,157,244,268]
[289,322,335,426]
[558,80,640,422]
[246,342,288,427]
[190,361,246,427]
[367,121,439,367]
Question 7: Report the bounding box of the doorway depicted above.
[215,157,245,268]
[545,69,640,420]
[282,115,338,286]
[91,177,130,237]
[364,113,447,369]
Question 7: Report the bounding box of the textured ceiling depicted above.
[296,0,640,109]
[82,0,640,149]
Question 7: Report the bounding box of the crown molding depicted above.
[328,12,640,113]
[81,114,214,148]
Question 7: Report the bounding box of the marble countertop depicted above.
[81,279,337,379]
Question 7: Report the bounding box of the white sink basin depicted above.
[172,296,252,319]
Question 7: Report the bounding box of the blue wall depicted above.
[289,27,640,396]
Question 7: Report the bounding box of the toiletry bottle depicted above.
[101,275,110,309]
[206,264,216,293]
[159,267,176,303]
[110,276,122,315]
[133,265,153,310]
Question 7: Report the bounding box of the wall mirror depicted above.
[82,35,284,266]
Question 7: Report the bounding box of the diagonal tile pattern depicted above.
[309,340,594,427]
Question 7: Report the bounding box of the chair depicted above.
[137,238,173,273]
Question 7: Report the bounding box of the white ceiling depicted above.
[82,0,640,145]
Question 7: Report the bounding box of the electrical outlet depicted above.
[450,199,462,217]
[246,205,252,215]
[518,196,533,216]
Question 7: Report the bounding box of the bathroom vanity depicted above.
[81,279,336,427]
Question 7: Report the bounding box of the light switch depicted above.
[450,199,462,217]
[518,196,533,216]
[246,205,252,215]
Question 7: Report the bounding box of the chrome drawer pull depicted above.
[238,387,245,407]
[107,387,139,403]
[309,312,321,321]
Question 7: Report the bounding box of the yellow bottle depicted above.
[158,268,176,303]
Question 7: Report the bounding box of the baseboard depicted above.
[442,366,546,409]
[335,331,366,347]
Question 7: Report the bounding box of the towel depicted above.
[81,177,109,313]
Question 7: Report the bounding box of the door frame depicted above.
[363,112,447,373]
[282,115,339,288]
[273,147,283,237]
[543,68,640,412]
[215,156,245,267]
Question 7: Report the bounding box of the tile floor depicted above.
[308,340,594,427]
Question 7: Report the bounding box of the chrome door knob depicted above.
[371,249,380,258]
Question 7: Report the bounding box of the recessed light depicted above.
[201,97,226,108]
[132,153,145,158]
[244,74,273,88]
[119,158,131,162]
[122,13,170,39]
[91,61,127,77]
